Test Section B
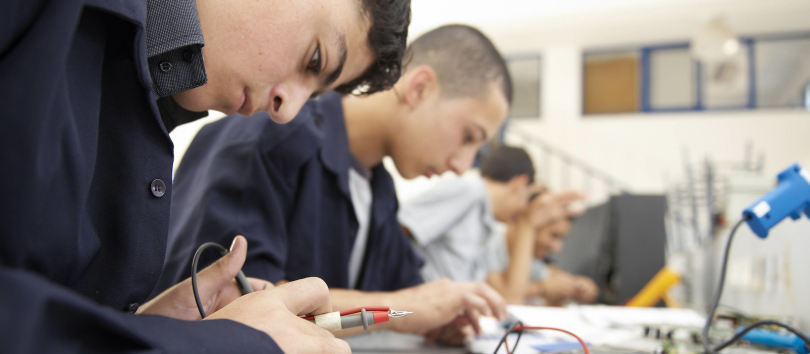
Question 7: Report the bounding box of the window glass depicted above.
[702,42,751,109]
[649,48,697,110]
[584,52,640,114]
[507,57,541,118]
[755,38,810,108]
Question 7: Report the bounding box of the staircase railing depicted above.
[505,129,631,205]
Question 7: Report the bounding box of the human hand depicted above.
[525,191,585,228]
[573,276,599,303]
[423,317,475,347]
[137,236,274,320]
[206,277,351,353]
[390,279,508,335]
[539,272,578,304]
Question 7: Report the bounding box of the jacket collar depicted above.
[314,92,352,199]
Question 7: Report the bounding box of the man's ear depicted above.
[401,65,438,110]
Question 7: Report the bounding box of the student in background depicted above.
[488,195,599,304]
[0,0,410,352]
[526,218,600,304]
[399,146,540,284]
[157,25,512,343]
[401,148,597,304]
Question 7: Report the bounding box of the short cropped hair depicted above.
[335,0,411,96]
[480,146,535,184]
[403,25,512,104]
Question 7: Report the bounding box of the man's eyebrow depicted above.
[319,34,348,92]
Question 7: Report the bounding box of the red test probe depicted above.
[302,306,412,332]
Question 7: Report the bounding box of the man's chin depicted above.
[396,167,426,180]
[171,88,210,113]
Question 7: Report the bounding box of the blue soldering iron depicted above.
[700,163,810,354]
[742,163,810,238]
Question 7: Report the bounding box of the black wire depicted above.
[702,218,746,354]
[701,218,809,353]
[191,242,228,319]
[493,320,524,354]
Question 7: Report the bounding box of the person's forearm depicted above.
[500,218,535,304]
[526,281,545,298]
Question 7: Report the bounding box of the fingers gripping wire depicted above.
[493,320,590,354]
[191,242,254,319]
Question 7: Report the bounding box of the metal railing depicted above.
[505,129,631,205]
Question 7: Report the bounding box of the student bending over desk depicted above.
[497,214,599,305]
[400,149,596,304]
[156,25,513,344]
[1,0,410,352]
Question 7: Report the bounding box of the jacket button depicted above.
[182,50,194,62]
[126,302,140,314]
[314,116,323,128]
[159,61,172,73]
[150,179,166,197]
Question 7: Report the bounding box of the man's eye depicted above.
[463,131,474,143]
[307,46,322,75]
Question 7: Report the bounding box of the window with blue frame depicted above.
[583,51,640,114]
[755,35,810,108]
[644,45,698,111]
[700,39,752,110]
[506,55,542,118]
[583,31,810,115]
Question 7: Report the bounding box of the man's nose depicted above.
[267,81,313,124]
[447,148,478,175]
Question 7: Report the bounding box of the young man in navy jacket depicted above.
[160,25,513,342]
[0,0,410,352]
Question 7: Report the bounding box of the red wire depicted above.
[302,306,390,321]
[337,306,390,316]
[503,326,590,354]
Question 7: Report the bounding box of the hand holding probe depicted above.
[189,242,412,332]
[302,306,412,332]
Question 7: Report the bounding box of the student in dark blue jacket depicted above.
[0,0,410,352]
[160,25,513,343]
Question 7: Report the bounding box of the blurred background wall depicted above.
[392,0,810,326]
[391,0,810,203]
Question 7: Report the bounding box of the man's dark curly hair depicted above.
[334,0,411,95]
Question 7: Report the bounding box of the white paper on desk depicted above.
[471,310,601,354]
[572,305,705,328]
[470,325,562,354]
[470,305,706,353]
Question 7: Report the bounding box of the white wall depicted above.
[507,111,810,194]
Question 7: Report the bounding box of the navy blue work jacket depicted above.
[0,1,280,352]
[157,92,424,293]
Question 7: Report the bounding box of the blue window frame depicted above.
[583,31,810,115]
